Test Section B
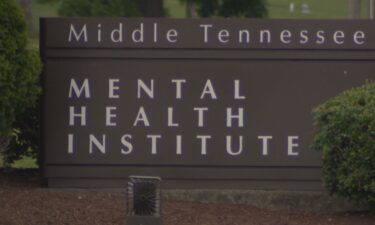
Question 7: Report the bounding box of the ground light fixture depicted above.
[126,175,162,225]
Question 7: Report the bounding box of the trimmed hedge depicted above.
[312,82,375,211]
[0,0,41,166]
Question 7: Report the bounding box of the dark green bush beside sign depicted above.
[41,18,375,189]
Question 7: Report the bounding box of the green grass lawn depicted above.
[12,157,38,168]
[0,154,38,169]
[165,0,185,18]
[30,0,59,41]
[268,0,369,19]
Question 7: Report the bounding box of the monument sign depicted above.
[41,19,375,189]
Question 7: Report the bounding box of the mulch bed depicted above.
[0,169,374,225]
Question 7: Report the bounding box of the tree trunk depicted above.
[186,0,196,18]
[369,0,375,19]
[348,0,361,19]
[138,0,164,17]
[17,0,33,35]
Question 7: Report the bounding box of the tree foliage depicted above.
[0,0,41,167]
[37,0,164,17]
[312,82,375,211]
[58,0,140,17]
[181,0,268,18]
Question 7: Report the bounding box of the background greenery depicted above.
[29,0,369,41]
[27,0,370,43]
[268,0,369,19]
[30,0,371,19]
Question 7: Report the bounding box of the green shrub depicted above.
[5,100,40,168]
[312,82,375,211]
[0,0,41,167]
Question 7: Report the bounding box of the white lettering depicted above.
[239,30,250,43]
[316,30,325,44]
[288,136,299,156]
[353,31,365,45]
[176,135,182,155]
[172,79,186,99]
[147,134,162,155]
[97,24,102,42]
[234,80,245,99]
[260,30,271,43]
[226,135,243,156]
[218,29,230,43]
[258,136,273,156]
[69,24,87,42]
[280,30,292,44]
[153,23,158,43]
[121,134,133,155]
[111,23,123,43]
[200,24,213,43]
[137,79,154,99]
[200,79,217,99]
[197,135,211,155]
[168,107,179,127]
[133,106,150,127]
[226,108,244,128]
[89,134,106,154]
[109,79,120,98]
[106,107,117,126]
[67,134,74,154]
[69,79,91,98]
[300,30,308,44]
[194,107,208,127]
[333,31,345,45]
[69,106,86,126]
[132,23,144,43]
[167,29,178,43]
